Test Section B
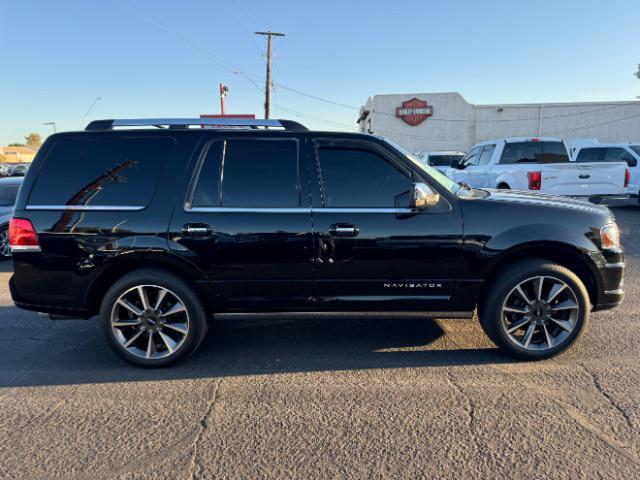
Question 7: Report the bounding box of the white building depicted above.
[357,92,640,153]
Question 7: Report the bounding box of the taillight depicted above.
[9,218,41,252]
[624,169,630,188]
[527,171,542,190]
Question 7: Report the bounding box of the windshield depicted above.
[0,184,19,207]
[378,137,461,195]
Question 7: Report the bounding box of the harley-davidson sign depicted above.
[396,98,433,126]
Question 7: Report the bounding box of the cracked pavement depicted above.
[0,207,638,479]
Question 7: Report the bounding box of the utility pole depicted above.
[255,31,285,119]
[43,122,57,133]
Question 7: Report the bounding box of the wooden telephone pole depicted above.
[255,31,285,119]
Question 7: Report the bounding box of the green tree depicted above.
[8,143,25,147]
[24,133,42,149]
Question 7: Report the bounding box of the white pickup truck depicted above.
[570,141,640,200]
[446,137,629,199]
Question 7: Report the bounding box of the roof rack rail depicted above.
[85,118,308,131]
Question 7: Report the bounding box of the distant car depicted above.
[10,164,28,177]
[0,177,22,258]
[415,151,466,174]
[0,165,10,177]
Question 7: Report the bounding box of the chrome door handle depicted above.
[181,224,213,236]
[329,224,359,237]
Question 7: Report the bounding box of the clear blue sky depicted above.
[1,0,639,145]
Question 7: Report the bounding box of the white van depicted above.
[446,137,629,199]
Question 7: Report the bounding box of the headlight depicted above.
[600,223,620,250]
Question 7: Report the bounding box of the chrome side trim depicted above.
[603,262,625,269]
[26,205,144,211]
[10,245,41,252]
[603,289,624,295]
[189,207,310,213]
[186,207,413,214]
[314,208,413,214]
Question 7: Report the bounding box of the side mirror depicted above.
[412,182,440,209]
[628,158,638,168]
[451,158,463,169]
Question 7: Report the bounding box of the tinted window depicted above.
[29,137,174,207]
[226,139,299,207]
[605,147,635,165]
[428,154,464,167]
[190,141,223,207]
[576,147,606,163]
[461,146,482,168]
[318,147,411,207]
[0,184,19,206]
[630,145,640,157]
[500,142,541,164]
[541,142,569,163]
[191,139,299,208]
[477,145,496,166]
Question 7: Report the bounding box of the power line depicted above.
[274,104,358,131]
[542,111,640,135]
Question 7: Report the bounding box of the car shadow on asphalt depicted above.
[0,310,513,388]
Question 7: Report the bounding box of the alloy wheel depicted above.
[0,228,11,258]
[501,275,579,351]
[110,284,190,360]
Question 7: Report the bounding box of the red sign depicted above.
[396,98,433,126]
[199,113,256,129]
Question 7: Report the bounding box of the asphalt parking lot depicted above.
[0,207,638,479]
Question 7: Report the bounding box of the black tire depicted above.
[496,183,511,190]
[0,225,11,259]
[100,269,208,367]
[479,259,590,360]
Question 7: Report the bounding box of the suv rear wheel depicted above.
[0,226,10,259]
[479,259,589,360]
[100,269,208,367]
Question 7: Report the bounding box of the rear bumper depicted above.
[9,276,91,318]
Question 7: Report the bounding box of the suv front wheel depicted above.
[479,259,590,360]
[100,269,208,367]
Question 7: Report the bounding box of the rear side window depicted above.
[576,147,606,163]
[191,139,299,208]
[541,142,569,163]
[318,147,411,207]
[28,137,174,208]
[500,142,541,164]
[605,147,636,165]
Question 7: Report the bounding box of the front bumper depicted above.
[591,253,625,311]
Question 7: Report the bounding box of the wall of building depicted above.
[359,93,640,153]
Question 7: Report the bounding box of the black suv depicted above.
[9,118,624,366]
